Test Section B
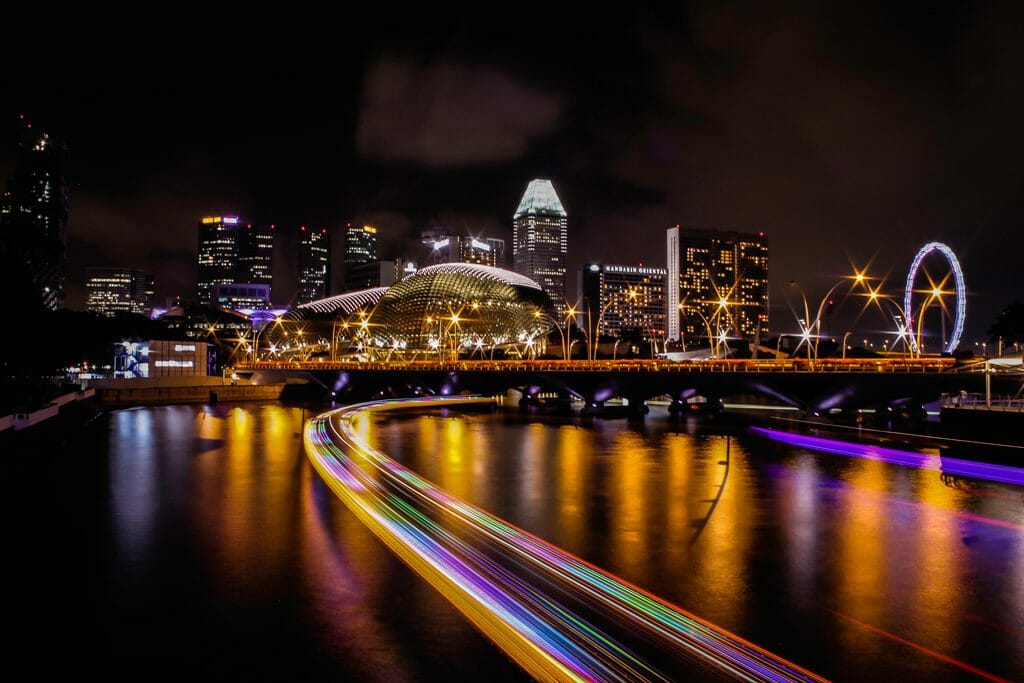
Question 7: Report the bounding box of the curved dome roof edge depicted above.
[412,263,542,290]
[297,287,388,315]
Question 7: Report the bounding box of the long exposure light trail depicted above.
[305,396,827,682]
[750,426,1024,487]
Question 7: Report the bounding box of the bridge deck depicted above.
[237,357,957,374]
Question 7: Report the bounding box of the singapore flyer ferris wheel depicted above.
[903,242,966,354]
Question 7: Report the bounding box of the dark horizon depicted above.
[5,7,1023,343]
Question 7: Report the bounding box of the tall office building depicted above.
[238,222,274,288]
[197,215,242,304]
[343,224,378,290]
[86,267,154,316]
[345,224,377,263]
[422,228,505,268]
[486,237,506,268]
[298,225,331,304]
[580,263,667,338]
[513,179,567,312]
[666,227,769,342]
[0,119,70,309]
[196,216,274,306]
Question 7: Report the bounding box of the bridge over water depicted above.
[236,357,1005,417]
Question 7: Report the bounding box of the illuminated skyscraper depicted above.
[343,224,378,291]
[486,238,506,268]
[196,215,243,305]
[196,216,274,307]
[86,267,154,316]
[422,228,505,268]
[345,224,377,263]
[238,222,274,289]
[298,225,331,304]
[580,263,666,339]
[0,118,70,309]
[513,179,567,312]
[665,227,769,342]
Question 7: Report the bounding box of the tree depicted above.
[988,301,1024,345]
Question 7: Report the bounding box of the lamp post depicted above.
[912,286,949,355]
[534,309,567,361]
[841,331,852,359]
[788,279,849,363]
[866,291,915,357]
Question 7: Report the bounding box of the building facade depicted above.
[114,340,213,379]
[581,263,667,339]
[238,222,274,289]
[197,215,241,305]
[86,267,154,316]
[1,120,70,309]
[343,224,378,290]
[423,229,505,268]
[512,179,567,313]
[213,283,271,310]
[196,216,274,307]
[298,226,330,304]
[665,227,769,342]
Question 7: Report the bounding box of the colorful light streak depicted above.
[305,396,827,682]
[750,427,1024,487]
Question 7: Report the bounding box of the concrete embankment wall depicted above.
[96,383,284,406]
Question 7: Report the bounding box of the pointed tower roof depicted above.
[513,179,566,219]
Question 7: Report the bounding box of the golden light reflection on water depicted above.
[607,430,652,584]
[554,425,589,556]
[834,458,890,654]
[907,468,961,653]
[661,433,692,575]
[108,403,1024,681]
[686,436,753,627]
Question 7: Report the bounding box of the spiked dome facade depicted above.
[372,263,555,351]
[269,264,554,358]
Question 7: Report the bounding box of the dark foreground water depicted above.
[3,402,1021,681]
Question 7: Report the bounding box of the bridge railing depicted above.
[941,392,1024,411]
[236,357,955,374]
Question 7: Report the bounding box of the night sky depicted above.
[5,6,1023,343]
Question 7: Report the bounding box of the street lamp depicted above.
[534,308,567,361]
[864,289,915,357]
[788,277,854,363]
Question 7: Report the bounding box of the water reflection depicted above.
[368,408,1024,682]
[100,403,1023,682]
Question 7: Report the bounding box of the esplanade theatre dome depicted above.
[371,263,554,351]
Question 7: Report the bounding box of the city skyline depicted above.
[5,9,1023,343]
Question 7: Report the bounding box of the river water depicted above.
[5,401,1021,681]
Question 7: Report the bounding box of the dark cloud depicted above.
[357,58,564,167]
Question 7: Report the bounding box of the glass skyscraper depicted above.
[1,119,70,309]
[196,216,274,306]
[342,224,378,291]
[513,179,567,314]
[86,267,154,316]
[298,225,331,304]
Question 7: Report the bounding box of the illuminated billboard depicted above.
[114,341,150,378]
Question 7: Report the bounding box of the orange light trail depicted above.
[305,396,827,682]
